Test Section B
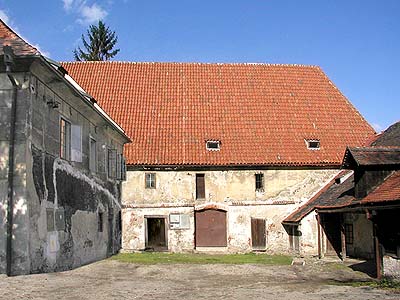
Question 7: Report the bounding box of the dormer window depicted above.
[306,139,320,150]
[206,140,220,151]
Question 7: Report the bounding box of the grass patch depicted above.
[332,278,400,292]
[111,252,292,265]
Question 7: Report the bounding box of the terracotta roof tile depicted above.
[0,19,39,56]
[62,61,375,166]
[361,171,400,204]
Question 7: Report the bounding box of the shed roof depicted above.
[361,171,400,204]
[342,147,400,168]
[62,61,375,167]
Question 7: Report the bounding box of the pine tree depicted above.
[74,21,120,61]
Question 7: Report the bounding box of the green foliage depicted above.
[111,252,292,265]
[74,20,120,61]
[332,278,400,292]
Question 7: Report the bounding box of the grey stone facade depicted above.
[0,55,129,275]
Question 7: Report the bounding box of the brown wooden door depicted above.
[195,209,227,247]
[251,218,266,249]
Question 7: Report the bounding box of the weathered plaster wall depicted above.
[123,169,337,205]
[123,207,194,252]
[298,211,319,255]
[24,72,124,274]
[122,169,338,253]
[344,213,374,259]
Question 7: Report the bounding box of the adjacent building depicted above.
[0,20,130,275]
[284,121,400,279]
[63,61,375,254]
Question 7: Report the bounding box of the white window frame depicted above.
[206,140,221,151]
[305,139,320,150]
[145,173,156,189]
[60,118,71,160]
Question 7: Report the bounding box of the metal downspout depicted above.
[4,46,18,276]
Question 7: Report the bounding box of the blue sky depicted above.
[0,0,399,132]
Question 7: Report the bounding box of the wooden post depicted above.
[374,223,382,280]
[316,214,322,259]
[340,216,346,261]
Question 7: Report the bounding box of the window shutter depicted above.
[71,125,82,162]
[122,157,127,181]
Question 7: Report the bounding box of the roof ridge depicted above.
[61,61,321,68]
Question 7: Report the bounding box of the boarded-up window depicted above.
[169,214,190,229]
[71,124,82,162]
[196,174,205,199]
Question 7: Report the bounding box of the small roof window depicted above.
[306,139,320,150]
[206,140,220,151]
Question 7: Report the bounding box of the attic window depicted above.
[306,139,320,150]
[206,140,220,151]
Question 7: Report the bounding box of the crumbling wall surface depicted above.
[383,256,400,281]
[228,204,298,253]
[27,144,120,273]
[344,213,374,259]
[24,73,122,274]
[0,73,31,274]
[298,211,319,255]
[123,169,338,205]
[122,169,337,253]
[122,207,194,252]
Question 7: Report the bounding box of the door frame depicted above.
[144,215,168,251]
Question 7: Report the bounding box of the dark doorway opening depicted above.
[146,217,167,251]
[320,213,342,257]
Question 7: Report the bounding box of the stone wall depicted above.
[383,256,400,281]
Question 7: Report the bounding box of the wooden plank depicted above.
[195,209,227,247]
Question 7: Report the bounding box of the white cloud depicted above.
[79,3,107,24]
[0,9,10,24]
[63,0,74,11]
[62,1,108,24]
[372,123,384,133]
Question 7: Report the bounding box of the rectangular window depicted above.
[306,139,320,150]
[196,174,205,199]
[71,124,82,162]
[344,224,353,245]
[89,138,97,172]
[60,118,71,160]
[206,140,220,151]
[108,149,117,178]
[145,173,156,189]
[255,173,264,191]
[98,212,103,232]
[116,153,122,180]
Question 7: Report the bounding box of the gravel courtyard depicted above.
[0,258,398,299]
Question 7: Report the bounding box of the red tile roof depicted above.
[361,171,400,204]
[62,61,375,167]
[0,19,39,56]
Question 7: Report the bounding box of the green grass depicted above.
[331,278,400,292]
[111,252,292,265]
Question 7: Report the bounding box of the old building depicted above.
[0,20,130,275]
[63,61,375,254]
[284,122,400,279]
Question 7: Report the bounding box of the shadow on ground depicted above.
[348,260,376,278]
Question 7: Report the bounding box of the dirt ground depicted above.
[0,258,398,300]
